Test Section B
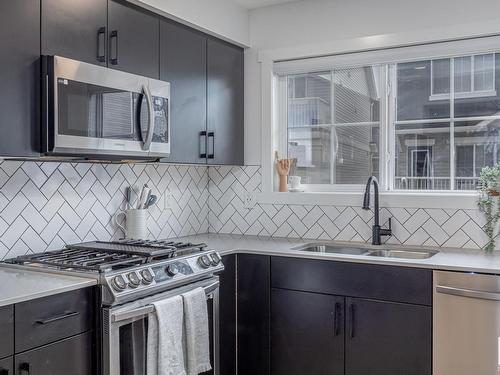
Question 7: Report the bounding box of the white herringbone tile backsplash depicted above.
[0,161,493,259]
[0,161,208,259]
[208,166,493,250]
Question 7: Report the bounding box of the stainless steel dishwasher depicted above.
[434,270,500,375]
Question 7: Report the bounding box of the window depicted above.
[275,47,500,192]
[430,54,496,100]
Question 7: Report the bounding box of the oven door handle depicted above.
[111,280,220,323]
[141,84,155,151]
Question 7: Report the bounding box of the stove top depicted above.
[7,239,208,273]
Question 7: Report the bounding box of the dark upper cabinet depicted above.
[345,297,431,375]
[207,38,244,165]
[108,0,159,78]
[271,289,345,375]
[41,0,107,66]
[160,20,207,164]
[0,0,40,157]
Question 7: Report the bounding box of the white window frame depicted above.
[270,37,500,195]
[429,53,497,101]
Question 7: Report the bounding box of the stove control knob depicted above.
[111,275,127,292]
[166,264,179,277]
[198,255,212,269]
[210,253,221,266]
[127,272,140,288]
[140,269,154,284]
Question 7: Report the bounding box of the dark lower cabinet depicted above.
[219,255,236,375]
[0,306,13,360]
[160,19,207,164]
[0,0,40,157]
[108,0,160,78]
[271,289,344,375]
[207,38,244,165]
[345,298,431,375]
[0,357,13,375]
[238,255,270,375]
[14,332,93,375]
[41,0,107,66]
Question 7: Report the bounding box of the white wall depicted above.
[245,0,500,165]
[134,0,250,46]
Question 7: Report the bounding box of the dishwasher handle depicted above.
[436,285,500,301]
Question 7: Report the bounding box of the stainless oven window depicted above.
[57,78,154,141]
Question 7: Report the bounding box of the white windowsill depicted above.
[429,90,497,101]
[256,191,479,210]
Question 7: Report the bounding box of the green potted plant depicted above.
[477,163,500,252]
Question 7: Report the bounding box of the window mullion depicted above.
[450,58,456,190]
[330,70,336,185]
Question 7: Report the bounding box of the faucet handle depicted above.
[387,218,392,231]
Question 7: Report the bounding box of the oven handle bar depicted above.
[111,280,219,323]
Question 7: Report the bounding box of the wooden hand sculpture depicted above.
[276,156,291,192]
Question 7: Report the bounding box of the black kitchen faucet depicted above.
[362,176,392,245]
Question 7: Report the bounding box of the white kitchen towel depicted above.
[147,295,187,375]
[182,287,212,375]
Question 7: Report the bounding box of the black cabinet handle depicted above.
[334,302,341,336]
[200,131,207,158]
[349,303,356,338]
[0,368,9,375]
[19,363,30,375]
[97,27,106,63]
[35,311,80,325]
[207,132,215,159]
[109,30,118,65]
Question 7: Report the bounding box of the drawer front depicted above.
[14,332,93,375]
[0,306,13,358]
[0,356,13,375]
[15,288,94,353]
[271,257,432,306]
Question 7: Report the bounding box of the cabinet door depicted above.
[271,289,344,375]
[0,0,40,157]
[41,0,107,66]
[219,255,236,375]
[160,20,207,164]
[0,357,13,375]
[207,38,244,165]
[346,298,431,375]
[0,306,13,359]
[238,255,270,375]
[14,332,93,375]
[108,0,159,78]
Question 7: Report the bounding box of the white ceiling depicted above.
[232,0,302,9]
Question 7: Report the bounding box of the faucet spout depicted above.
[362,176,391,245]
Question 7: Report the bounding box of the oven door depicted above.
[103,278,219,375]
[42,55,170,159]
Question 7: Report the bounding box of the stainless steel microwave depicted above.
[41,56,170,159]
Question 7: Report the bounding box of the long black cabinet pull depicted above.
[333,302,341,336]
[19,363,30,375]
[208,132,215,159]
[109,30,118,65]
[35,311,80,325]
[97,27,106,63]
[200,131,207,158]
[349,303,356,338]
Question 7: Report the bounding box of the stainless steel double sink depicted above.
[292,243,438,259]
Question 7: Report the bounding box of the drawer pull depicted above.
[36,311,80,325]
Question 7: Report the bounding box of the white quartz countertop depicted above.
[178,233,500,274]
[0,266,97,307]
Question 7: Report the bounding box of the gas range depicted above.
[6,239,224,305]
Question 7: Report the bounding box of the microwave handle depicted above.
[141,84,155,151]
